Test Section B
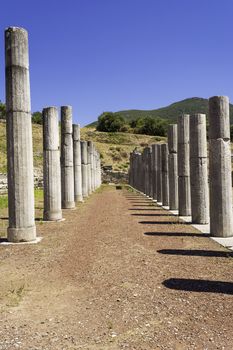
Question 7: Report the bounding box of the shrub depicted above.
[96,112,126,132]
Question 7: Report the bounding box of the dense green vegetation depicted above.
[96,112,169,136]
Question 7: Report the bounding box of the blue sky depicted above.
[0,0,233,125]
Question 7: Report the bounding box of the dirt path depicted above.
[0,186,233,350]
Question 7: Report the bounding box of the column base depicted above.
[62,201,75,209]
[43,210,63,221]
[75,195,83,202]
[7,225,37,243]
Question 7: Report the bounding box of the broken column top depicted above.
[61,106,72,133]
[168,124,177,153]
[190,114,207,158]
[73,124,81,141]
[42,107,59,151]
[5,27,29,68]
[209,96,230,140]
[178,114,190,144]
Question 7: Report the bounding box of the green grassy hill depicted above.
[87,97,233,127]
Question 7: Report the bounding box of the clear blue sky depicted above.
[0,0,232,126]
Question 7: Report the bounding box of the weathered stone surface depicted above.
[209,96,230,140]
[168,125,178,210]
[190,114,209,224]
[43,107,62,221]
[61,106,75,209]
[81,141,88,198]
[209,96,233,237]
[73,124,83,202]
[178,114,191,216]
[151,144,157,200]
[156,144,162,203]
[161,143,169,206]
[5,27,36,242]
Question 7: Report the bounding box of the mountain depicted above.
[86,97,233,126]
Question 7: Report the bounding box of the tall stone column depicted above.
[5,27,36,242]
[151,144,157,201]
[190,114,209,224]
[81,141,88,197]
[144,148,150,196]
[148,147,153,197]
[43,107,62,221]
[89,141,95,192]
[73,124,83,202]
[209,96,233,237]
[178,115,191,216]
[161,143,169,206]
[87,141,92,195]
[168,125,178,210]
[61,106,75,209]
[156,144,162,203]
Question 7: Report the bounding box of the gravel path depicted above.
[0,185,233,350]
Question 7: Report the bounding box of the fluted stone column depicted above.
[151,144,157,201]
[73,124,83,202]
[168,125,178,210]
[209,96,233,237]
[156,144,162,203]
[5,27,36,242]
[61,106,75,209]
[43,107,62,221]
[148,147,153,197]
[178,115,191,216]
[88,141,95,192]
[190,114,209,224]
[161,143,169,206]
[81,141,88,197]
[87,141,92,195]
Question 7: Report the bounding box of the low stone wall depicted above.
[102,169,128,184]
[0,168,43,194]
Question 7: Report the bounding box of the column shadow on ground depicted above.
[163,278,233,295]
[131,213,173,217]
[139,220,181,225]
[157,249,233,258]
[129,208,161,211]
[144,231,208,238]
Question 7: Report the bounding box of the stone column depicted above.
[87,141,92,195]
[156,144,162,203]
[161,143,169,206]
[5,27,36,242]
[190,114,209,224]
[43,107,62,221]
[209,96,233,237]
[151,144,157,201]
[168,125,178,210]
[178,115,191,216]
[148,147,153,197]
[73,124,83,202]
[81,141,88,197]
[61,106,75,209]
[144,148,150,196]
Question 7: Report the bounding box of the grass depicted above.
[81,127,166,171]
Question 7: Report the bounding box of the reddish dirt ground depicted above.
[0,185,233,350]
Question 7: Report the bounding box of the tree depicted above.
[0,101,6,120]
[136,116,168,136]
[96,112,126,132]
[32,111,42,124]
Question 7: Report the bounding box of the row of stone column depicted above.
[129,96,233,238]
[5,26,101,243]
[43,105,101,221]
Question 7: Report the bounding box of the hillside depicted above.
[87,97,233,127]
[0,123,165,173]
